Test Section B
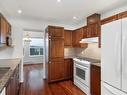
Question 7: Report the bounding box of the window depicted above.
[30,38,43,56]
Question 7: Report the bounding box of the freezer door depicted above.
[102,82,127,95]
[122,17,127,93]
[101,20,122,89]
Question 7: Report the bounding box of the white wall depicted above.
[101,4,127,19]
[23,31,44,64]
[0,9,24,82]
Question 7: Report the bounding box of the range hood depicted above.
[80,37,98,43]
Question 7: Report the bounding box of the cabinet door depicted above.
[86,25,92,38]
[1,17,7,44]
[48,61,64,82]
[6,78,14,95]
[72,28,83,46]
[91,65,101,95]
[49,38,64,60]
[64,59,73,80]
[87,14,100,25]
[83,26,88,38]
[87,23,100,38]
[64,30,72,47]
[48,26,64,38]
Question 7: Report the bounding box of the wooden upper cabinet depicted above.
[87,23,100,38]
[64,30,72,47]
[48,26,64,38]
[86,13,101,38]
[0,17,7,44]
[72,28,88,48]
[72,28,83,46]
[0,13,11,45]
[49,38,64,61]
[87,13,101,25]
[83,26,88,38]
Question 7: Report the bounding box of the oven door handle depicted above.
[75,63,89,70]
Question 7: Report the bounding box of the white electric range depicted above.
[73,57,100,95]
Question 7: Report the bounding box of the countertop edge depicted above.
[0,59,21,93]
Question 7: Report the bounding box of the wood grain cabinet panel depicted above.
[6,65,19,95]
[48,26,64,38]
[91,65,101,95]
[72,28,88,48]
[49,38,64,60]
[0,17,7,44]
[64,59,73,80]
[64,30,72,47]
[72,28,83,47]
[48,61,64,83]
[87,13,101,25]
[0,13,11,45]
[47,25,65,83]
[83,26,88,38]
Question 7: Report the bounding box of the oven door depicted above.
[74,63,90,87]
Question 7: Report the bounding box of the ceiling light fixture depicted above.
[18,9,22,14]
[23,33,31,42]
[57,0,61,3]
[73,16,77,20]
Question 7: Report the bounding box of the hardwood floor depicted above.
[19,64,86,95]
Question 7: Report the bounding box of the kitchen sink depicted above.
[0,67,10,79]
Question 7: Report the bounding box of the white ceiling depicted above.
[0,0,127,25]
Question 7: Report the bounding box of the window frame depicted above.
[29,38,44,57]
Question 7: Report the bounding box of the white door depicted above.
[102,82,127,95]
[122,17,127,93]
[101,20,122,89]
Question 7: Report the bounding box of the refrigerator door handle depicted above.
[122,36,127,77]
[114,31,121,76]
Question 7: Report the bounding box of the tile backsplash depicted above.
[76,43,101,60]
[64,48,76,57]
[64,43,101,60]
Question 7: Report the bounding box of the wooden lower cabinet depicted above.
[48,61,64,83]
[90,65,101,95]
[64,59,73,80]
[6,66,19,95]
[48,59,73,83]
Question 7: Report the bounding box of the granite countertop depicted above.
[64,56,76,59]
[91,62,101,67]
[0,59,21,93]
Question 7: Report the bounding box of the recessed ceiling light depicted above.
[57,0,61,3]
[18,10,22,14]
[73,16,77,20]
